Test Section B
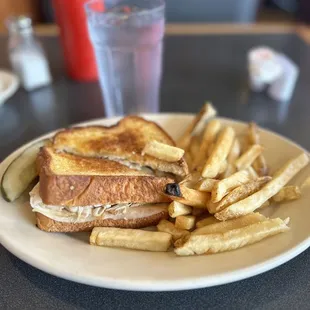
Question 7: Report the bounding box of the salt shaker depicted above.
[6,16,52,91]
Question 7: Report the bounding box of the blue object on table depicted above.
[166,0,260,22]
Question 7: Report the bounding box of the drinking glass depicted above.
[85,0,165,117]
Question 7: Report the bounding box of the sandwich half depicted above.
[31,116,187,232]
[52,116,188,177]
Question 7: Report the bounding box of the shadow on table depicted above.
[8,248,310,310]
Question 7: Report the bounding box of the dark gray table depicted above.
[1,33,310,309]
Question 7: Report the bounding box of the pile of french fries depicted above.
[90,103,309,256]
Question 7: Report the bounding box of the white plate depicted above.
[0,114,309,291]
[0,70,19,105]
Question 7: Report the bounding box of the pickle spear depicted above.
[1,139,49,202]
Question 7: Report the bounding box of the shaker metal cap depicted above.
[6,16,33,34]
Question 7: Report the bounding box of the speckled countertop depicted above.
[1,33,310,309]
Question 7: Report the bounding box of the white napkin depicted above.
[248,47,283,91]
[268,54,299,102]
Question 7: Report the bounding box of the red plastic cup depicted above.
[52,0,104,81]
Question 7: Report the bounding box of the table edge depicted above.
[1,23,309,44]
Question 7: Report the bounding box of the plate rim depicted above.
[0,113,309,291]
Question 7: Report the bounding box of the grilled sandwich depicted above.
[30,116,188,232]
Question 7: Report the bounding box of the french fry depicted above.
[248,123,269,176]
[196,128,205,144]
[259,200,270,209]
[227,139,241,163]
[179,136,192,152]
[215,153,309,221]
[189,135,201,160]
[90,227,172,252]
[252,160,268,177]
[179,171,201,188]
[195,178,218,192]
[142,140,184,162]
[211,176,272,213]
[168,201,192,218]
[184,152,193,171]
[202,127,235,178]
[174,218,289,256]
[218,160,228,175]
[235,144,263,170]
[178,184,210,208]
[301,176,310,190]
[194,102,218,136]
[239,134,249,154]
[206,200,218,214]
[211,170,251,203]
[247,166,259,179]
[272,185,301,202]
[177,103,216,150]
[157,219,190,241]
[207,142,215,157]
[192,207,206,216]
[175,215,196,230]
[220,138,241,179]
[220,163,236,179]
[248,122,260,144]
[165,183,210,208]
[167,194,210,209]
[192,119,222,168]
[193,213,266,235]
[196,216,219,228]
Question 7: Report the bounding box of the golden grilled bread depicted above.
[52,116,188,176]
[37,147,174,206]
[31,116,183,232]
[36,207,168,232]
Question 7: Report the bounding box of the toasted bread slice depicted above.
[52,116,188,176]
[38,147,174,206]
[36,208,168,232]
[38,146,152,177]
